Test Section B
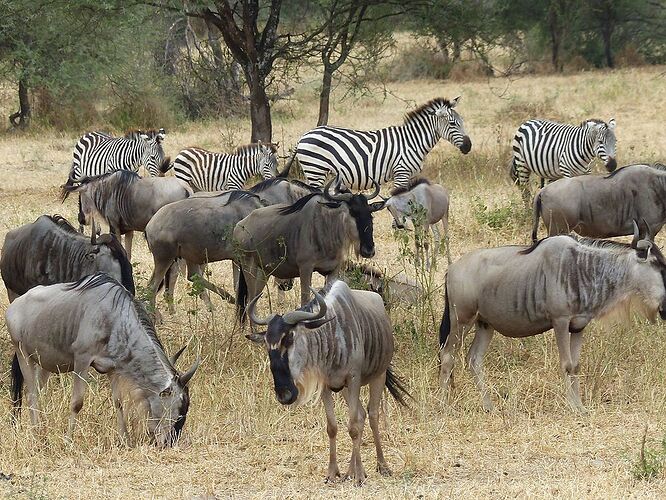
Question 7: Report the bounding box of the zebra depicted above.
[172,142,278,192]
[285,97,471,192]
[65,128,169,187]
[509,118,617,203]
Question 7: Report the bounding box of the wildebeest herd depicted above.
[2,96,665,485]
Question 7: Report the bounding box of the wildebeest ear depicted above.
[369,201,386,212]
[245,332,266,343]
[318,201,342,209]
[302,316,335,330]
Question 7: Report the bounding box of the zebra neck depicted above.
[401,117,440,159]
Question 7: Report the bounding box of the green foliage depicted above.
[472,196,526,230]
[633,429,666,480]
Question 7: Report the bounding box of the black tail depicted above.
[236,267,248,323]
[439,277,450,349]
[531,191,543,242]
[11,353,23,422]
[385,367,411,407]
[277,150,297,178]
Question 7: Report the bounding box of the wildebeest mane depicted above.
[250,177,286,193]
[104,234,135,295]
[390,177,431,196]
[79,169,140,187]
[223,190,262,206]
[404,98,453,124]
[519,235,576,255]
[290,179,321,193]
[277,193,321,215]
[44,214,79,235]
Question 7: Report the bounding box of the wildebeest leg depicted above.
[569,330,584,409]
[123,231,133,262]
[164,261,180,315]
[466,322,495,412]
[430,223,440,267]
[187,263,214,311]
[299,267,314,306]
[68,368,90,440]
[147,258,174,323]
[553,319,585,413]
[322,388,341,483]
[343,380,366,485]
[110,376,129,445]
[439,310,468,392]
[368,372,391,476]
[16,354,40,426]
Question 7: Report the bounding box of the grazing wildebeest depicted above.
[532,163,666,241]
[145,190,266,315]
[341,262,422,309]
[61,170,193,261]
[0,215,134,301]
[7,273,199,446]
[438,225,666,412]
[234,178,385,318]
[245,281,410,484]
[385,177,450,268]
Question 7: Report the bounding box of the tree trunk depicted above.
[549,14,562,72]
[601,22,614,68]
[248,74,272,142]
[317,66,333,126]
[9,77,31,128]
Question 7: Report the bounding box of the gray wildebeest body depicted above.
[385,177,450,268]
[61,170,193,261]
[246,281,410,484]
[0,215,134,302]
[7,273,199,446]
[439,229,666,412]
[234,179,385,318]
[145,191,266,315]
[532,163,666,241]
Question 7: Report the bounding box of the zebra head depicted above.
[591,118,617,172]
[140,128,167,177]
[258,142,279,179]
[432,96,472,154]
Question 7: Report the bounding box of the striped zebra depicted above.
[65,128,169,186]
[172,143,278,192]
[510,118,617,202]
[288,97,471,192]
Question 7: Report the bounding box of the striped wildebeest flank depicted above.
[172,142,278,192]
[144,190,266,317]
[245,281,410,484]
[234,177,386,316]
[7,273,199,446]
[284,96,471,191]
[61,170,193,261]
[0,214,134,302]
[532,163,666,241]
[384,177,450,268]
[510,118,617,205]
[438,225,666,413]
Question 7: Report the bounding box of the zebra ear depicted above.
[140,133,150,141]
[450,95,461,108]
[157,128,166,142]
[607,118,616,130]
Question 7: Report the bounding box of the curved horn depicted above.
[642,218,652,241]
[170,345,187,365]
[631,219,640,248]
[247,293,276,325]
[90,229,97,245]
[180,358,200,386]
[364,178,381,200]
[324,177,352,202]
[282,287,327,325]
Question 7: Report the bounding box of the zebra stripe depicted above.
[295,97,471,192]
[67,129,167,184]
[173,143,278,192]
[510,118,617,188]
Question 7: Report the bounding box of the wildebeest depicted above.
[0,215,134,301]
[145,190,266,315]
[234,178,385,317]
[61,170,193,261]
[248,177,321,205]
[385,177,450,268]
[245,281,410,484]
[7,273,199,446]
[439,225,666,412]
[532,163,666,241]
[341,262,422,309]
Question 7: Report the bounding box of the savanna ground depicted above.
[1,66,666,499]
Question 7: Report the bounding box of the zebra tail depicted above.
[439,277,450,349]
[11,353,23,423]
[236,267,248,324]
[277,150,297,178]
[531,191,543,242]
[385,367,412,407]
[509,159,519,184]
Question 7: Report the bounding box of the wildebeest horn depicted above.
[247,293,276,325]
[180,358,200,386]
[642,218,652,240]
[170,345,187,365]
[631,220,640,248]
[324,177,352,202]
[90,230,96,245]
[364,178,381,200]
[282,287,327,325]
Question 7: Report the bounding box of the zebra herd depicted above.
[5,94,660,486]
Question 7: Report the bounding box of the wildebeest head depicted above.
[149,346,199,447]
[429,96,472,154]
[246,288,331,405]
[589,118,617,172]
[140,128,167,177]
[321,177,385,258]
[629,220,666,320]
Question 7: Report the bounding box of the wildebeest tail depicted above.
[531,190,543,242]
[277,149,297,178]
[385,367,411,407]
[236,267,248,323]
[11,353,23,421]
[439,277,450,349]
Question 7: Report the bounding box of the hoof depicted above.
[377,463,392,477]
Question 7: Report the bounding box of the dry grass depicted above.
[1,66,666,498]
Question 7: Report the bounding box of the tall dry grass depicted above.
[1,66,666,498]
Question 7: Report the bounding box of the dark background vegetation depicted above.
[0,0,664,140]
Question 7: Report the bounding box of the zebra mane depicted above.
[234,142,278,155]
[277,193,322,215]
[404,98,453,124]
[390,177,431,196]
[579,118,607,127]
